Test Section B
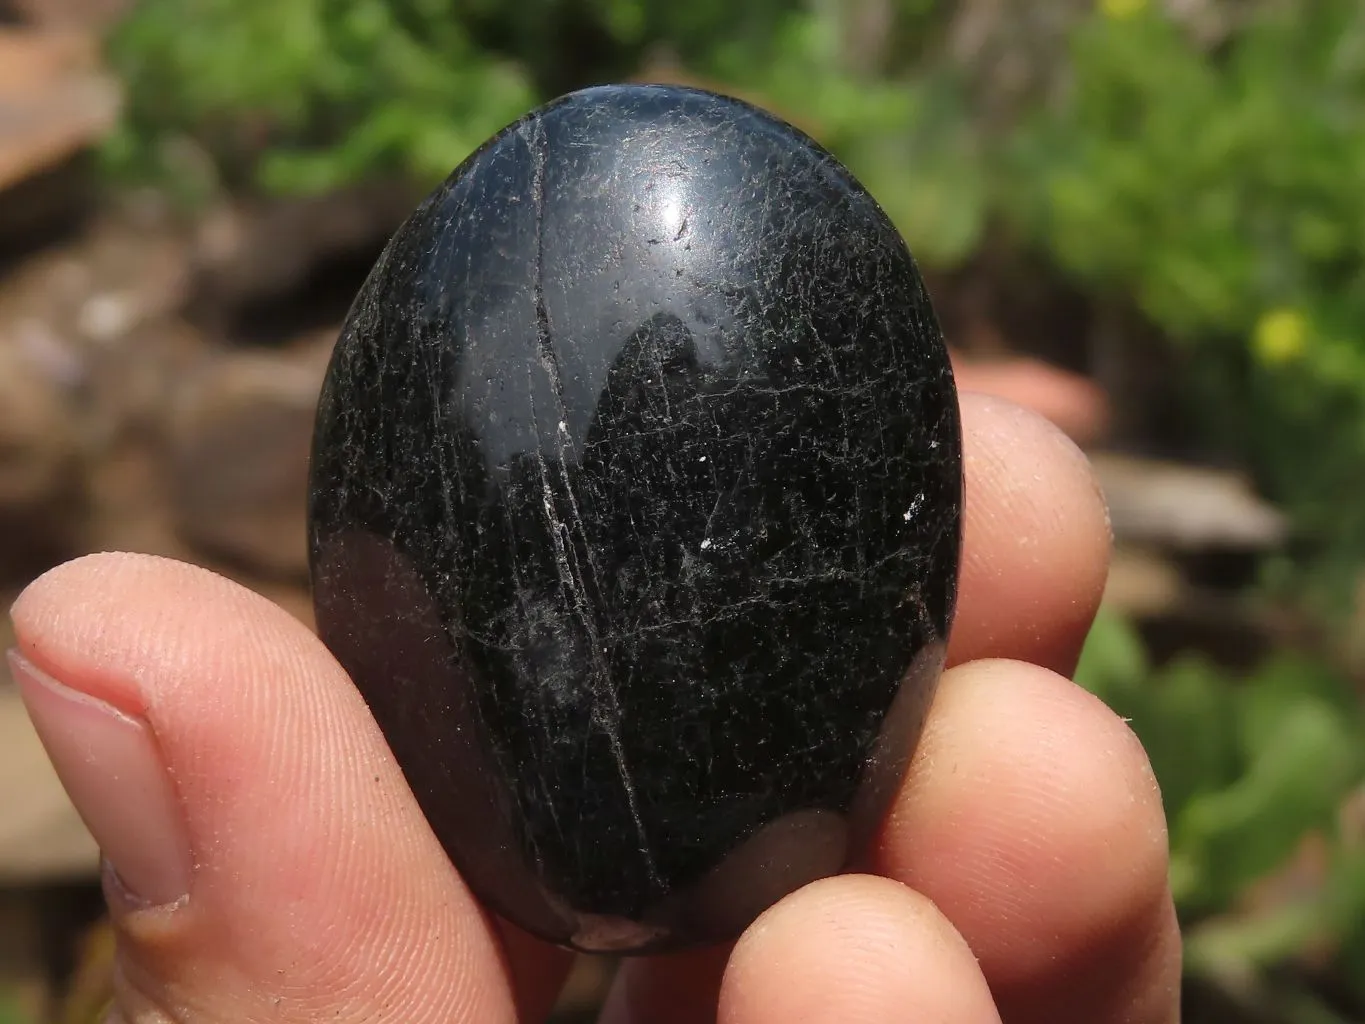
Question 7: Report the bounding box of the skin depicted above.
[9,389,1180,1024]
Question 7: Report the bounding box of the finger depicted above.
[876,659,1181,1024]
[718,874,1001,1024]
[948,392,1111,675]
[10,552,572,1024]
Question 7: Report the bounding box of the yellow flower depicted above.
[1099,0,1148,19]
[1253,308,1309,366]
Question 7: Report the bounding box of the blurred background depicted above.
[0,0,1362,1021]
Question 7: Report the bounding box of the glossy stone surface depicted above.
[308,84,963,954]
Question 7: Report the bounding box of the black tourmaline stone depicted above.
[308,84,963,954]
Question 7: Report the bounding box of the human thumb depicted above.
[10,552,567,1023]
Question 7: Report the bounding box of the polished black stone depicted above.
[308,84,963,955]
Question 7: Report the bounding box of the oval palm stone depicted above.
[308,84,963,955]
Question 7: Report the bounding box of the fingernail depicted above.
[9,650,191,906]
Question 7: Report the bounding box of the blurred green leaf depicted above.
[1174,695,1360,911]
[1137,655,1240,830]
[1073,605,1149,704]
[1078,610,1365,930]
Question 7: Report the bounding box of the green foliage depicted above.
[1011,5,1365,345]
[1004,2,1365,600]
[103,0,983,258]
[1076,610,1365,993]
[103,0,537,197]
